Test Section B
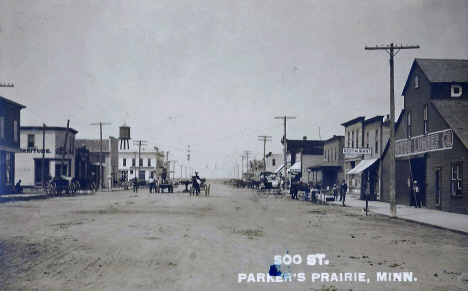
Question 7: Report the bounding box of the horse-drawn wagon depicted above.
[189,178,210,196]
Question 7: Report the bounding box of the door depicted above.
[435,167,441,208]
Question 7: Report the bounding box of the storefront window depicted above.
[28,134,35,148]
[451,163,463,196]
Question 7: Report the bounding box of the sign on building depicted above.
[395,129,453,157]
[343,148,372,155]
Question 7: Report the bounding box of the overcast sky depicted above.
[1,0,467,178]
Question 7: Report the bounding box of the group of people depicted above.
[332,180,348,205]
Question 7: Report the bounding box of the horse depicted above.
[290,181,310,200]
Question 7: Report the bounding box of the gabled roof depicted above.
[431,99,468,149]
[341,116,365,127]
[402,58,468,95]
[0,96,26,109]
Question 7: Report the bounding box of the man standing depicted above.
[340,180,348,205]
[413,180,421,208]
[132,176,138,193]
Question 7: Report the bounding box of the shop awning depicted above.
[289,162,301,173]
[346,158,378,175]
[274,164,284,174]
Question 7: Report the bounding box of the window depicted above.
[130,170,134,174]
[356,130,359,148]
[351,131,354,148]
[140,159,143,166]
[14,121,18,142]
[327,149,330,161]
[148,159,151,167]
[132,158,136,167]
[423,105,428,135]
[1,117,4,139]
[139,170,146,180]
[375,129,379,154]
[28,134,35,148]
[335,147,337,161]
[407,110,411,138]
[415,75,419,88]
[123,158,127,167]
[347,132,350,147]
[273,159,276,166]
[366,132,369,148]
[451,163,463,196]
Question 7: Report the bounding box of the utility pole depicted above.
[180,164,183,181]
[365,43,419,218]
[258,135,272,173]
[243,151,252,175]
[91,122,111,192]
[60,120,70,177]
[42,124,46,190]
[239,155,244,179]
[275,116,296,187]
[170,160,176,180]
[133,140,147,183]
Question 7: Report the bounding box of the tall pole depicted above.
[243,151,252,176]
[239,155,244,179]
[133,140,147,182]
[42,123,46,189]
[365,43,419,217]
[91,122,111,192]
[258,135,272,173]
[180,164,183,181]
[275,116,296,187]
[60,120,70,177]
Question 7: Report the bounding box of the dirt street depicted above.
[1,181,467,291]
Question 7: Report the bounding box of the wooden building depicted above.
[0,97,25,194]
[381,59,468,214]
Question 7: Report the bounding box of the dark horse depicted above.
[290,181,310,200]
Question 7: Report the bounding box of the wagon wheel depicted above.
[273,188,286,199]
[74,181,81,195]
[68,182,76,197]
[90,182,97,195]
[48,182,57,197]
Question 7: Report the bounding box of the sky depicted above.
[1,0,467,178]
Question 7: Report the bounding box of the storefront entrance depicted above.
[409,157,426,207]
[34,160,50,185]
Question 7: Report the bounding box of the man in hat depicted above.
[192,171,201,196]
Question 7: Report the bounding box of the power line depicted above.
[365,43,420,218]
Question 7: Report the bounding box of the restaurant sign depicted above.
[395,129,453,157]
[343,148,372,155]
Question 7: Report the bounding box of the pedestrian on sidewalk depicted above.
[413,180,421,208]
[340,180,347,205]
[14,180,23,194]
[333,184,338,201]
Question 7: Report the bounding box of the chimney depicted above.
[303,136,307,140]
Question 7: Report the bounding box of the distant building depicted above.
[265,152,283,174]
[0,97,25,193]
[118,149,165,181]
[15,126,78,187]
[320,135,345,189]
[283,137,324,184]
[381,58,468,214]
[76,137,119,188]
